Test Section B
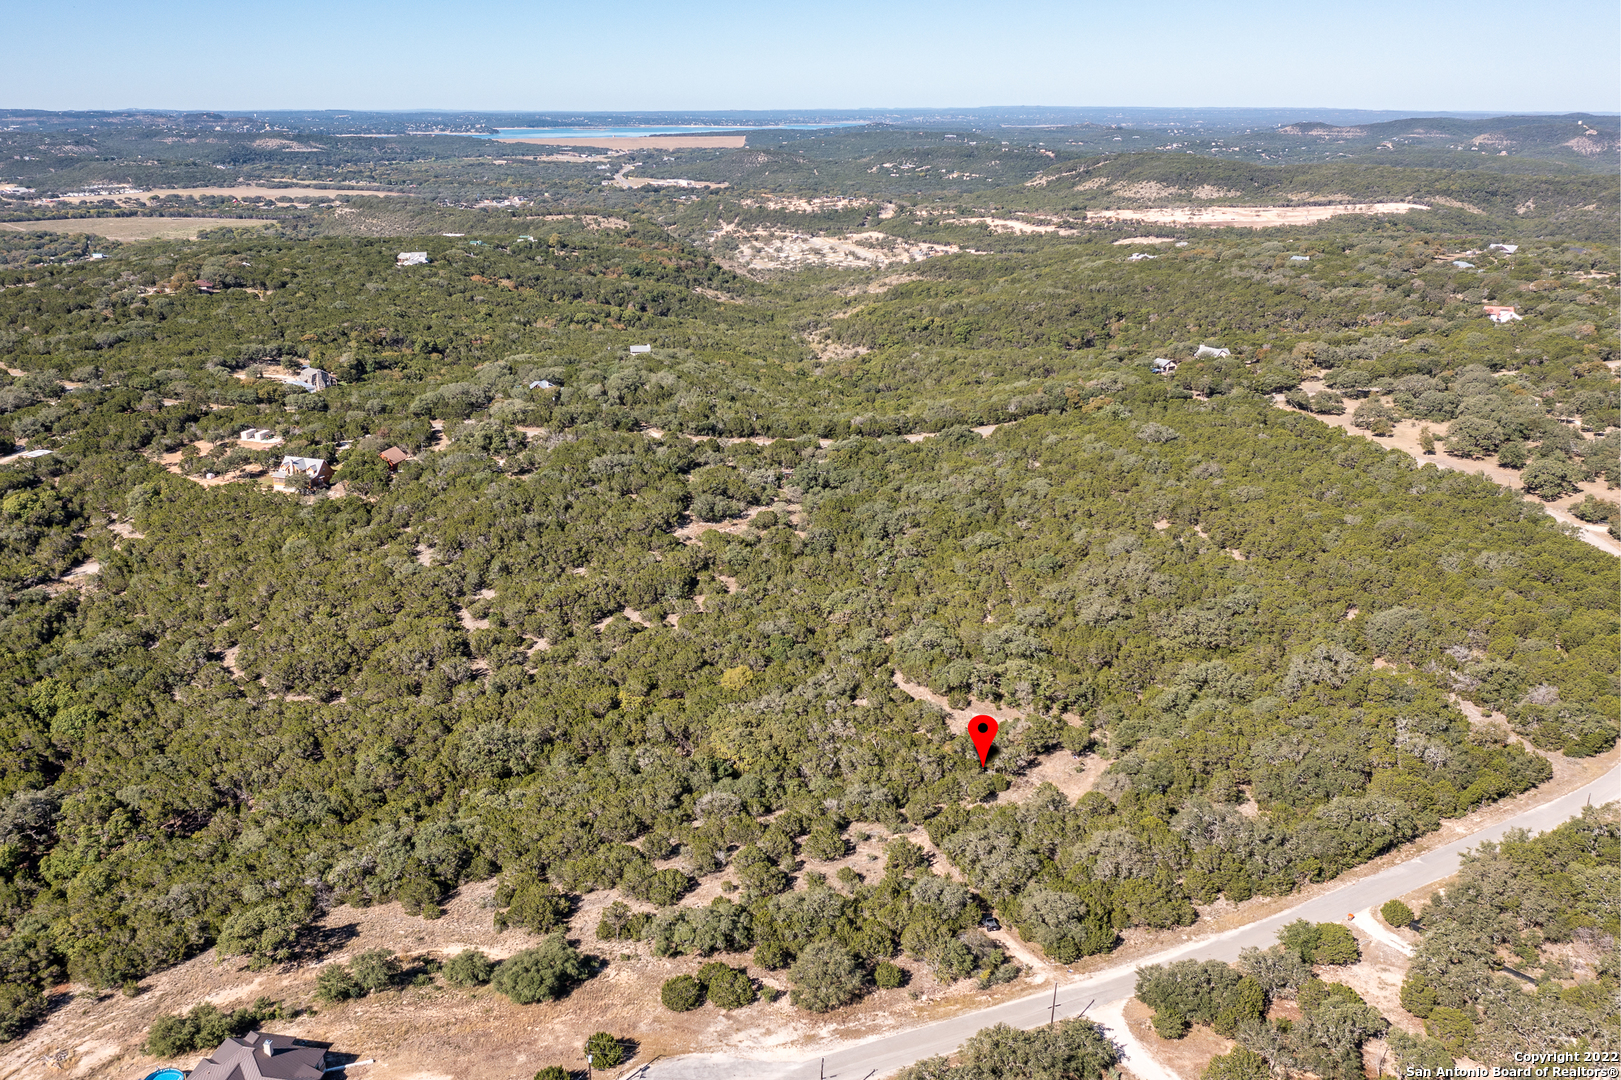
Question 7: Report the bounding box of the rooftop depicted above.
[190,1032,328,1080]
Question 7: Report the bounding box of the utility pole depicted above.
[1050,983,1060,1026]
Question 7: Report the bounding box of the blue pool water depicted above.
[143,1069,185,1080]
[473,122,865,140]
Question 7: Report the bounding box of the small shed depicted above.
[629,344,652,354]
[379,446,411,469]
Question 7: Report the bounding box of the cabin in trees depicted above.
[297,368,335,391]
[1152,358,1179,375]
[1484,305,1522,324]
[189,1032,330,1080]
[270,456,332,492]
[379,446,410,470]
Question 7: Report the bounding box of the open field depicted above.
[1084,202,1431,227]
[496,135,749,149]
[0,217,277,239]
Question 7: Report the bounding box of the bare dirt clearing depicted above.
[0,218,278,240]
[724,229,961,272]
[944,217,1078,236]
[1085,203,1430,228]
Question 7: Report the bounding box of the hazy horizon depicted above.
[6,0,1616,114]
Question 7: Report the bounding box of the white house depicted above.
[1488,244,1518,254]
[1195,345,1231,359]
[1151,358,1179,374]
[269,456,332,492]
[397,252,429,266]
[239,428,282,445]
[1484,305,1522,324]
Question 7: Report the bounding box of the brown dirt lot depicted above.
[0,218,278,240]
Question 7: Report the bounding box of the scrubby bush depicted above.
[1202,1047,1271,1080]
[1277,919,1358,964]
[1380,899,1414,928]
[315,963,362,1003]
[1311,923,1361,965]
[215,901,306,970]
[1152,1006,1190,1039]
[0,984,46,1044]
[801,823,849,861]
[1136,960,1264,1038]
[494,879,573,933]
[698,962,756,1009]
[628,868,696,907]
[144,998,283,1056]
[788,940,865,1013]
[583,1031,624,1068]
[349,948,401,993]
[660,974,703,1012]
[874,960,907,989]
[595,901,650,942]
[1571,494,1618,523]
[491,936,593,1004]
[443,949,495,987]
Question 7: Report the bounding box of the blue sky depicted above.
[6,0,1618,113]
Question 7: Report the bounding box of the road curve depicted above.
[640,763,1619,1080]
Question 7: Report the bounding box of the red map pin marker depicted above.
[969,715,998,768]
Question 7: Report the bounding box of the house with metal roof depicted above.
[188,1032,329,1080]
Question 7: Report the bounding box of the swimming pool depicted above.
[143,1068,185,1080]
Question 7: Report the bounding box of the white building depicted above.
[397,252,429,266]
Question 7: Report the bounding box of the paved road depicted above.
[640,764,1618,1080]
